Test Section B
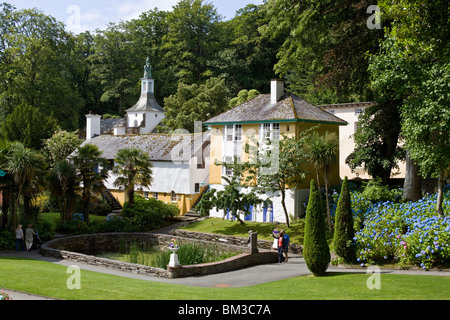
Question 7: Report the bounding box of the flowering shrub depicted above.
[169,238,179,248]
[354,186,450,269]
[0,290,12,300]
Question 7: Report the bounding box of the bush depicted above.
[303,180,330,276]
[333,177,356,263]
[0,230,15,250]
[361,179,395,203]
[122,196,180,231]
[89,216,137,233]
[355,186,450,269]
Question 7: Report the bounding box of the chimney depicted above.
[271,78,284,103]
[86,113,101,140]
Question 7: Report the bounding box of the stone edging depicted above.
[170,229,303,254]
[40,232,278,278]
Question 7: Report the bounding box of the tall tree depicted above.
[160,77,229,133]
[162,0,221,84]
[306,131,339,229]
[370,0,449,215]
[262,0,383,104]
[246,133,311,227]
[333,177,356,263]
[48,159,80,223]
[112,147,153,207]
[4,141,47,229]
[1,104,58,150]
[0,4,83,130]
[303,179,330,276]
[72,144,109,221]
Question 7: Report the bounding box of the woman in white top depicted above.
[15,224,24,251]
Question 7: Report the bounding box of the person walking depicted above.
[281,229,290,262]
[25,224,36,251]
[15,224,24,251]
[278,231,286,263]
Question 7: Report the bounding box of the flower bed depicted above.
[354,187,450,270]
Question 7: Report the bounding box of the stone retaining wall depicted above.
[40,232,278,278]
[170,229,303,254]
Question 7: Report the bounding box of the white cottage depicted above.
[82,59,209,214]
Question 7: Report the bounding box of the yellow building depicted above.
[203,79,347,222]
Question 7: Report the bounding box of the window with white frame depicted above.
[260,123,280,141]
[171,191,177,202]
[355,108,362,116]
[153,192,158,200]
[224,124,242,141]
[143,191,149,198]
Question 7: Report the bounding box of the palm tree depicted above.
[48,159,80,223]
[306,131,339,230]
[112,147,153,207]
[4,141,47,229]
[72,144,109,222]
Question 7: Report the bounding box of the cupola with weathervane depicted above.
[122,57,165,134]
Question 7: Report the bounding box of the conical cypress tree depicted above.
[303,179,330,276]
[333,176,356,263]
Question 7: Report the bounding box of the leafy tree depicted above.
[160,77,229,133]
[0,4,83,130]
[228,89,260,108]
[202,157,264,225]
[246,133,310,227]
[306,131,338,229]
[162,0,221,84]
[303,179,330,276]
[210,4,283,95]
[262,0,383,104]
[369,0,449,215]
[333,177,356,263]
[112,147,153,207]
[1,104,58,150]
[345,100,404,185]
[44,130,82,166]
[72,144,109,221]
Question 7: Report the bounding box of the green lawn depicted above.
[1,256,449,300]
[180,217,306,244]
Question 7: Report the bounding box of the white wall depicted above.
[208,184,300,224]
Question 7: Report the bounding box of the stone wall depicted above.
[170,229,303,254]
[40,232,279,278]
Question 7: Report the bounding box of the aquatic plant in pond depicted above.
[102,242,240,270]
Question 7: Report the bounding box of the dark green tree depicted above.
[333,177,356,263]
[303,179,330,276]
[160,77,229,133]
[72,144,109,222]
[0,104,58,150]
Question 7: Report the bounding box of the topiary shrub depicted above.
[303,180,330,276]
[333,177,356,263]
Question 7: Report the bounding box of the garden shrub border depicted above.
[40,232,278,278]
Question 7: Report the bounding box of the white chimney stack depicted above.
[86,113,101,140]
[271,78,284,103]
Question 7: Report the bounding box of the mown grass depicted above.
[179,217,305,244]
[0,257,449,300]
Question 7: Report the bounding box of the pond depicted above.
[97,241,241,270]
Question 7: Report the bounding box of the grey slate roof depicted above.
[126,92,164,113]
[204,93,347,125]
[74,131,210,162]
[100,118,126,134]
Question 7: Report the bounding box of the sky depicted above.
[8,0,264,33]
